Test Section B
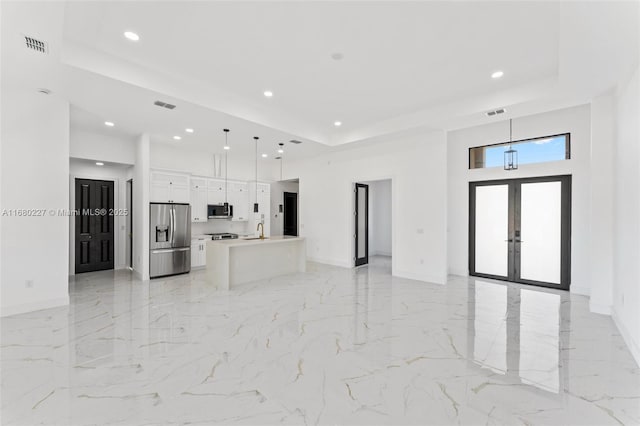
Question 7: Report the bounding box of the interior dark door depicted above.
[75,179,115,273]
[469,175,571,290]
[355,183,369,266]
[283,192,298,236]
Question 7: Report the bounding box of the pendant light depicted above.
[504,119,518,170]
[223,129,230,213]
[278,143,284,181]
[253,136,259,213]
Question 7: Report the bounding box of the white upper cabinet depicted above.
[229,181,249,221]
[190,177,208,222]
[207,179,225,205]
[150,171,190,203]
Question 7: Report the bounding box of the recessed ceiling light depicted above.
[278,149,284,154]
[104,121,114,127]
[96,162,104,166]
[173,135,182,140]
[37,88,51,95]
[223,146,230,150]
[124,31,140,42]
[263,90,273,98]
[262,153,268,158]
[185,128,194,133]
[491,70,504,79]
[334,121,342,127]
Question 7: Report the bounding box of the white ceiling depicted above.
[2,1,639,155]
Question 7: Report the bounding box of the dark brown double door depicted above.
[75,179,115,273]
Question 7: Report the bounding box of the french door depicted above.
[469,175,571,290]
[355,183,369,266]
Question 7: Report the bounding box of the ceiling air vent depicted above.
[154,100,177,110]
[289,139,303,144]
[486,108,506,117]
[24,35,48,54]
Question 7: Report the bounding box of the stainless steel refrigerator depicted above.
[150,203,191,278]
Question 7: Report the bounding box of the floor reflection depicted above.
[2,258,638,425]
[469,279,566,394]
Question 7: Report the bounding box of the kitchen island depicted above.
[206,236,306,290]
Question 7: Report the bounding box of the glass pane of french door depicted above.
[519,181,562,284]
[357,188,366,258]
[474,184,509,277]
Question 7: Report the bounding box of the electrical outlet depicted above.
[420,259,424,265]
[417,228,424,234]
[25,280,34,288]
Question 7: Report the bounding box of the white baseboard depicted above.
[448,268,468,277]
[589,301,612,315]
[371,251,392,257]
[570,285,590,296]
[133,269,146,281]
[1,296,69,318]
[307,256,352,269]
[394,269,446,285]
[612,308,640,367]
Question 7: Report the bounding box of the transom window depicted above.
[469,133,570,169]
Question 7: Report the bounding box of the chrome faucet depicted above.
[257,222,265,240]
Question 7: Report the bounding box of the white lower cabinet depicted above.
[191,239,207,268]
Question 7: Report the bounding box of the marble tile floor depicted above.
[1,256,639,425]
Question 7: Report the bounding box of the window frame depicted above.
[468,132,571,170]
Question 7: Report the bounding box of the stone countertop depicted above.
[206,236,304,248]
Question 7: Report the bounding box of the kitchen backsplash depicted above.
[192,220,251,237]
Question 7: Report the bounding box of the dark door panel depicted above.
[75,178,115,273]
[355,183,369,266]
[283,192,298,236]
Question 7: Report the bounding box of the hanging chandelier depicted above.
[504,118,518,171]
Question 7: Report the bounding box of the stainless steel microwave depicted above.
[207,203,232,219]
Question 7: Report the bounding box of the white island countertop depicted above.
[206,236,306,290]
[209,235,304,247]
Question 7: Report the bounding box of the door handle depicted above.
[504,239,513,242]
[169,208,174,244]
[152,247,190,254]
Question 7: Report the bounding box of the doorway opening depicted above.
[283,192,298,236]
[75,178,115,273]
[271,178,299,237]
[354,179,393,267]
[469,175,571,290]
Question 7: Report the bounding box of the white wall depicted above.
[589,93,615,313]
[270,180,299,236]
[1,97,71,316]
[70,129,135,165]
[612,66,640,365]
[150,143,279,182]
[363,179,392,257]
[68,160,133,275]
[133,134,150,281]
[447,104,592,295]
[286,132,447,284]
